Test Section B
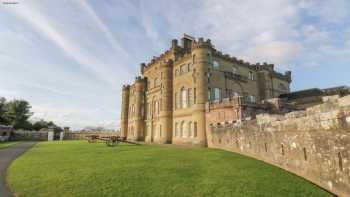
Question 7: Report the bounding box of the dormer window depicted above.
[213,60,219,70]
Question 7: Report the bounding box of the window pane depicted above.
[188,89,193,106]
[214,88,221,100]
[182,89,187,108]
[213,60,219,69]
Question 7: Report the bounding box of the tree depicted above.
[0,97,8,125]
[4,99,33,130]
[32,119,62,132]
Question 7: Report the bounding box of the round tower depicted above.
[191,38,213,146]
[158,60,173,144]
[133,76,146,141]
[120,85,130,138]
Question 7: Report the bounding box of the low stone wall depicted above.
[208,95,350,197]
[11,131,48,141]
[64,132,118,140]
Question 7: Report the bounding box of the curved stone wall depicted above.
[208,95,350,197]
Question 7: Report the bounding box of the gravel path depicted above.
[0,142,36,197]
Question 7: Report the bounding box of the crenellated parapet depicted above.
[192,37,213,49]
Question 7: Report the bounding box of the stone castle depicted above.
[120,35,350,196]
[120,34,292,146]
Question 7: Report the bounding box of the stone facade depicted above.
[120,35,291,146]
[208,95,350,197]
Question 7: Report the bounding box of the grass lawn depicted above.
[0,141,19,149]
[7,141,333,197]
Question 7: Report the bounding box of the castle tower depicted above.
[132,77,146,141]
[120,85,130,137]
[157,60,173,143]
[191,38,212,146]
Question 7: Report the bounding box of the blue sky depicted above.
[0,0,349,130]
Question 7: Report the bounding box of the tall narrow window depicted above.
[249,71,254,80]
[181,88,187,108]
[264,143,268,152]
[180,121,185,137]
[338,152,343,171]
[193,88,197,104]
[188,89,193,106]
[213,60,219,70]
[281,144,285,156]
[159,125,162,137]
[188,63,193,71]
[175,123,179,137]
[175,92,179,109]
[188,122,192,137]
[193,122,197,137]
[303,147,307,161]
[214,88,221,101]
[208,88,211,101]
[154,78,158,87]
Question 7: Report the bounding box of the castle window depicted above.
[159,125,162,137]
[180,64,187,74]
[175,92,179,109]
[180,121,185,137]
[214,88,221,101]
[175,69,179,76]
[154,78,159,87]
[338,152,343,171]
[181,88,187,108]
[188,122,192,137]
[248,71,255,80]
[208,88,211,101]
[188,63,193,71]
[249,95,256,103]
[279,83,287,91]
[213,60,219,70]
[175,123,179,137]
[188,89,193,106]
[193,88,197,104]
[303,147,307,161]
[193,122,197,137]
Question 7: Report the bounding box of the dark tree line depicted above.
[0,97,62,131]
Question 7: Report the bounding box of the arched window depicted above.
[180,121,185,137]
[188,122,192,137]
[181,88,187,108]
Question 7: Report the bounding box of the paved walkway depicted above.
[0,142,36,197]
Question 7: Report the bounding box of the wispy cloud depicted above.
[8,2,129,86]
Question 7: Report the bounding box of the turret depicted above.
[191,37,213,146]
[132,77,146,141]
[120,85,130,137]
[158,60,173,143]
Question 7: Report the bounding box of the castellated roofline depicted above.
[140,34,292,81]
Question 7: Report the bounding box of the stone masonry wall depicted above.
[208,95,350,197]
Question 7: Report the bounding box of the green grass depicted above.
[8,141,332,197]
[0,141,19,149]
